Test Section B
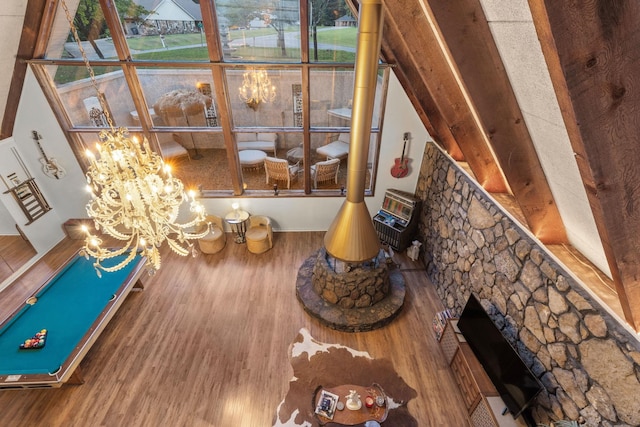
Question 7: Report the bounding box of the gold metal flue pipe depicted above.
[324,0,383,262]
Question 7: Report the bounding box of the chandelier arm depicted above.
[61,0,210,275]
[94,248,140,274]
[166,238,191,257]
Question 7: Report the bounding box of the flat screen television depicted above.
[457,294,544,420]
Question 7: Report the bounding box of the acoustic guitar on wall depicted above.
[390,132,410,178]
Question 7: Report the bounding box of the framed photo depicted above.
[315,389,339,420]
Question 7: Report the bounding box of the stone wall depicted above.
[414,142,640,427]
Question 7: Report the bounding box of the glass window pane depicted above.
[46,0,115,60]
[123,2,208,61]
[309,67,354,128]
[309,132,350,191]
[45,65,136,129]
[309,67,386,130]
[75,132,101,159]
[309,0,358,62]
[164,133,230,193]
[216,0,301,62]
[138,68,219,130]
[128,33,209,61]
[231,68,300,128]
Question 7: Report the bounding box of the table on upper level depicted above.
[327,107,352,121]
[238,150,267,170]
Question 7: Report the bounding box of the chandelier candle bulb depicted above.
[61,0,210,274]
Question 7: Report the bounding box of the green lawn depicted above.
[54,27,358,84]
[313,27,358,48]
[133,46,355,62]
[123,26,358,52]
[53,46,356,85]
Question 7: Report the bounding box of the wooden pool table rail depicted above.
[0,251,149,390]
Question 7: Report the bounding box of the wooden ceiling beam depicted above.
[529,0,640,330]
[380,32,464,161]
[350,0,463,159]
[0,0,48,140]
[381,0,507,193]
[424,0,566,243]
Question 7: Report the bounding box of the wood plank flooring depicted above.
[0,233,470,427]
[0,235,37,284]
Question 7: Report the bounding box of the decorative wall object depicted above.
[31,131,66,179]
[292,83,302,127]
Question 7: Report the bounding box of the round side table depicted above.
[239,150,267,169]
[225,209,250,243]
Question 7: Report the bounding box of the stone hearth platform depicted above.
[296,250,406,332]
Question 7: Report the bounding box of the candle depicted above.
[365,396,374,408]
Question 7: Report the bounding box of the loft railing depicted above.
[3,177,51,225]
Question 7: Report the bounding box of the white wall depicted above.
[0,201,16,235]
[10,68,426,247]
[0,137,64,253]
[479,0,610,276]
[13,69,89,223]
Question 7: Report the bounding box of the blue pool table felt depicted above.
[0,254,140,376]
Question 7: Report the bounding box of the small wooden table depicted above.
[314,383,388,425]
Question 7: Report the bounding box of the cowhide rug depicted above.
[273,328,417,426]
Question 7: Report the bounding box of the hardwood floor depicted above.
[0,234,37,284]
[0,233,470,427]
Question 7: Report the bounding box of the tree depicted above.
[310,0,353,61]
[73,0,148,58]
[263,0,299,56]
[216,0,263,28]
[309,0,330,61]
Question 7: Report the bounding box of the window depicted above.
[32,0,388,196]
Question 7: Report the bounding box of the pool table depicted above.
[0,251,148,389]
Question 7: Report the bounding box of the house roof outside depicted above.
[134,0,203,22]
[335,15,356,26]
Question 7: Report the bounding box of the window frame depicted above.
[30,0,389,197]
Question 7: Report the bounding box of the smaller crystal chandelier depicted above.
[61,0,209,275]
[238,68,276,110]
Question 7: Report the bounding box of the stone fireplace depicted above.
[296,248,405,332]
[313,249,389,309]
[296,0,405,332]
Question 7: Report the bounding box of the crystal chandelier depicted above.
[238,68,276,110]
[61,0,209,275]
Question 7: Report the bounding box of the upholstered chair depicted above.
[316,132,350,160]
[310,158,341,188]
[245,215,273,254]
[264,157,299,189]
[197,215,226,254]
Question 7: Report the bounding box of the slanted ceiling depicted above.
[378,0,640,331]
[2,0,640,331]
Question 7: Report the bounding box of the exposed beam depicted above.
[1,0,47,140]
[351,0,464,159]
[529,0,640,330]
[380,35,464,161]
[425,0,566,244]
[381,0,507,193]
